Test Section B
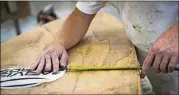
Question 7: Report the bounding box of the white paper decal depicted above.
[0,68,66,89]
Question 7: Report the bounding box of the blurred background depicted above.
[0,1,120,43]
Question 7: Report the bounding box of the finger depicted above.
[44,54,52,72]
[33,57,45,74]
[152,54,163,73]
[60,50,68,68]
[142,52,155,74]
[140,72,146,79]
[30,58,40,71]
[52,55,60,74]
[141,52,155,79]
[168,56,177,73]
[160,54,170,73]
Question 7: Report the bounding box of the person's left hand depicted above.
[141,22,178,77]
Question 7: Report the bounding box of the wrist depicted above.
[53,39,64,47]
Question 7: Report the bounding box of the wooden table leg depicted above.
[14,19,21,35]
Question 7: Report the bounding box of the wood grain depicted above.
[1,12,141,94]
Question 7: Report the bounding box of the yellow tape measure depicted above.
[67,66,141,71]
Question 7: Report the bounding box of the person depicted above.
[29,1,178,94]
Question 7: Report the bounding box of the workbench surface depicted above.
[1,12,141,94]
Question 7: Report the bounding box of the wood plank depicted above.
[1,12,141,94]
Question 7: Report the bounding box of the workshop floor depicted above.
[1,2,178,94]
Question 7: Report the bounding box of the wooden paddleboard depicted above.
[1,12,141,94]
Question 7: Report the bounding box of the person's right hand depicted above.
[29,43,68,74]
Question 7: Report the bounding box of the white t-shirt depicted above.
[76,1,178,52]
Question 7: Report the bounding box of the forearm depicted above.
[54,8,95,49]
[169,21,178,44]
[164,21,178,36]
[159,21,178,49]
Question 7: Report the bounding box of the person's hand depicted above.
[29,43,68,74]
[141,22,178,78]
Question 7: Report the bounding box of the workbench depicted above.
[1,12,141,94]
